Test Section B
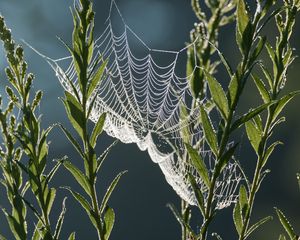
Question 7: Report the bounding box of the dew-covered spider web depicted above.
[38,0,242,208]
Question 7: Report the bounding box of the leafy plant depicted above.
[0,0,299,239]
[170,0,300,239]
[58,0,126,239]
[276,173,300,240]
[0,15,69,240]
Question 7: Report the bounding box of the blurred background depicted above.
[0,0,299,239]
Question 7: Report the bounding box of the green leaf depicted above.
[100,171,127,214]
[32,220,43,240]
[63,187,97,228]
[252,74,271,103]
[68,232,76,240]
[231,102,273,131]
[103,207,115,240]
[180,103,191,143]
[272,91,300,122]
[245,120,262,153]
[236,0,252,54]
[90,113,106,148]
[215,143,238,175]
[188,174,205,217]
[54,198,67,240]
[87,60,107,98]
[187,48,203,99]
[250,36,266,63]
[63,91,85,139]
[228,75,239,107]
[185,144,210,188]
[59,124,84,159]
[245,216,273,239]
[275,208,297,240]
[200,106,218,156]
[63,161,91,196]
[44,158,64,188]
[206,40,233,76]
[97,140,119,172]
[167,203,196,238]
[1,208,26,240]
[239,185,248,218]
[45,188,56,215]
[262,141,283,167]
[204,70,229,120]
[233,202,243,236]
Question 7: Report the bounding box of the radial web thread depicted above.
[42,0,242,208]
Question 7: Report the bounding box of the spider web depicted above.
[40,0,242,208]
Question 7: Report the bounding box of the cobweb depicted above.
[39,0,242,208]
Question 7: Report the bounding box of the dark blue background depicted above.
[0,0,299,239]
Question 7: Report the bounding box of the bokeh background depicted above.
[0,0,299,239]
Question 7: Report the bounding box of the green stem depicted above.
[238,108,274,240]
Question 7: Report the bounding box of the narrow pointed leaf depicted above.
[103,207,115,240]
[215,143,238,175]
[180,103,191,143]
[68,233,76,240]
[188,174,205,217]
[262,141,283,167]
[45,188,56,215]
[204,70,229,120]
[233,202,243,236]
[87,60,107,98]
[90,113,106,148]
[54,198,67,240]
[63,161,91,195]
[97,140,119,172]
[185,143,210,188]
[237,0,249,34]
[167,203,196,237]
[200,106,218,156]
[245,216,273,238]
[272,91,300,122]
[1,208,26,240]
[63,91,85,138]
[63,187,97,228]
[239,185,248,204]
[252,74,270,103]
[275,208,296,240]
[239,185,248,218]
[187,48,203,99]
[231,102,274,131]
[100,171,127,214]
[245,120,261,153]
[59,124,84,159]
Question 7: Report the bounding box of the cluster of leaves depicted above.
[276,173,300,240]
[58,0,125,239]
[0,15,71,240]
[188,0,237,100]
[0,0,124,239]
[171,0,300,239]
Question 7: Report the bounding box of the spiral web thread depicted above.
[41,0,242,207]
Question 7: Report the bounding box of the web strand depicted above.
[41,0,242,207]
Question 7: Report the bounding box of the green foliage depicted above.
[276,173,300,240]
[58,0,126,239]
[173,0,300,240]
[0,15,67,240]
[0,0,299,239]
